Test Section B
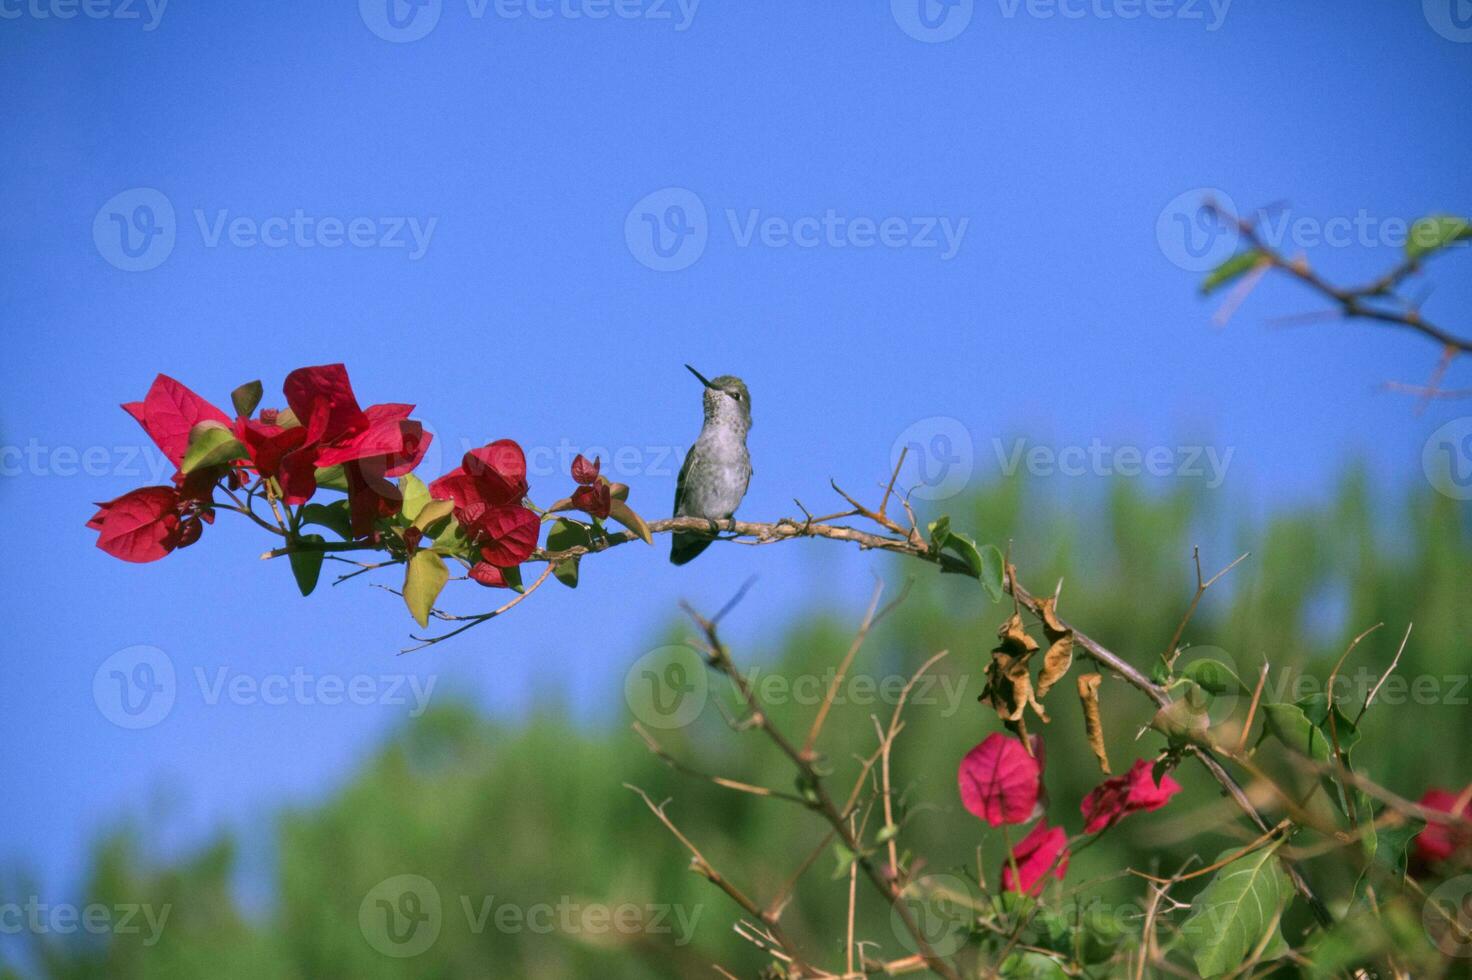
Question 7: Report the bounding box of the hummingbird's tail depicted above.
[669,531,714,566]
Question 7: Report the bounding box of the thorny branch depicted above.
[354,458,1338,928]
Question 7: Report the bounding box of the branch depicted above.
[677,596,965,980]
[1203,200,1472,403]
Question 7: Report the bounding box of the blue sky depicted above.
[2,0,1471,909]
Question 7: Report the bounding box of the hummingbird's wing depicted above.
[670,449,713,565]
[673,446,697,517]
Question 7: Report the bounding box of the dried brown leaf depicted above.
[1036,634,1074,699]
[1077,673,1111,774]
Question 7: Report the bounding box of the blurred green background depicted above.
[6,474,1470,977]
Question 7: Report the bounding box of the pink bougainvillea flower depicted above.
[122,374,232,466]
[88,486,195,563]
[1001,820,1070,896]
[233,417,315,504]
[1080,758,1182,834]
[571,453,600,485]
[468,562,512,588]
[569,454,611,520]
[279,364,433,533]
[1414,786,1472,868]
[92,376,234,560]
[430,440,541,568]
[959,733,1044,827]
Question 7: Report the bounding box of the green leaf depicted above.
[1077,911,1124,964]
[978,542,1005,602]
[398,474,431,522]
[1180,658,1244,696]
[545,520,591,588]
[230,380,264,418]
[1295,692,1360,755]
[928,515,951,549]
[1180,845,1293,977]
[830,842,856,880]
[1261,702,1332,762]
[998,952,1068,979]
[180,421,247,474]
[1151,684,1212,747]
[552,557,580,589]
[432,518,475,560]
[1407,215,1472,261]
[314,464,349,493]
[546,518,593,552]
[301,500,352,540]
[499,563,525,594]
[1353,807,1423,905]
[288,534,326,596]
[938,528,983,578]
[1264,696,1359,814]
[403,550,449,628]
[1200,250,1266,295]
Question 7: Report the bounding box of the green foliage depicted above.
[1179,845,1292,976]
[1407,215,1472,261]
[288,534,326,596]
[11,471,1472,977]
[1200,250,1265,294]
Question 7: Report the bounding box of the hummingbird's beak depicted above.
[685,364,715,389]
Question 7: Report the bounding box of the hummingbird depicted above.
[670,365,752,566]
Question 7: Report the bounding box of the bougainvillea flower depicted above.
[1080,758,1182,833]
[233,417,315,504]
[122,374,232,466]
[1414,786,1472,867]
[88,486,193,563]
[468,562,512,588]
[278,364,433,532]
[959,733,1044,827]
[430,440,540,568]
[1001,820,1070,895]
[569,454,611,520]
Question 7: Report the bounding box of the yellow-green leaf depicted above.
[399,474,431,522]
[180,421,247,474]
[413,498,454,533]
[231,380,264,418]
[403,550,449,628]
[1407,215,1472,261]
[1200,250,1266,295]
